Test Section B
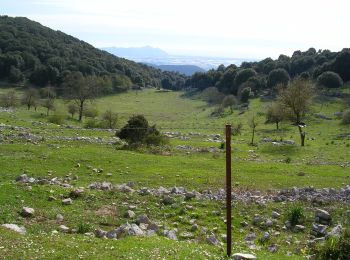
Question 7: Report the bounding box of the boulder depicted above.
[125,210,135,219]
[62,198,73,205]
[136,214,150,225]
[1,224,26,235]
[128,224,144,236]
[232,253,257,260]
[21,207,34,217]
[69,188,84,198]
[206,234,219,246]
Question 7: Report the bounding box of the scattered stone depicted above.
[48,196,56,201]
[21,207,34,217]
[136,214,150,225]
[69,188,84,198]
[267,244,278,253]
[94,229,106,238]
[315,209,331,224]
[125,210,135,219]
[245,232,256,241]
[62,198,73,205]
[261,232,270,242]
[1,224,26,235]
[166,230,177,240]
[162,196,175,205]
[148,223,160,232]
[59,225,70,233]
[232,253,257,260]
[128,224,144,236]
[272,211,281,219]
[191,224,198,231]
[294,225,305,232]
[180,232,194,239]
[206,234,219,246]
[311,223,328,237]
[56,214,64,222]
[185,191,196,200]
[328,224,343,238]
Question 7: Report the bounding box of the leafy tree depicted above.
[266,102,285,129]
[331,50,350,81]
[67,103,78,118]
[40,86,56,115]
[317,71,343,88]
[201,87,224,105]
[342,110,350,124]
[239,87,251,103]
[278,79,314,146]
[267,68,290,88]
[0,90,18,108]
[222,95,237,113]
[8,66,24,83]
[234,69,257,92]
[42,98,55,116]
[83,106,99,118]
[21,88,39,110]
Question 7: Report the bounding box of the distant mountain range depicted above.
[101,46,249,75]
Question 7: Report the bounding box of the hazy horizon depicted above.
[1,0,350,59]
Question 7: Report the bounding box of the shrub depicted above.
[67,103,78,118]
[77,222,92,234]
[240,88,251,103]
[101,110,118,129]
[317,71,343,88]
[83,107,99,118]
[314,229,350,260]
[267,68,290,88]
[286,204,304,226]
[48,114,65,125]
[84,119,100,129]
[341,110,350,124]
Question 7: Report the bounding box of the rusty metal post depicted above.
[225,124,232,257]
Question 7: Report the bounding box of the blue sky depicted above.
[1,0,349,59]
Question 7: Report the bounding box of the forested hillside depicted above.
[187,47,350,97]
[0,16,186,91]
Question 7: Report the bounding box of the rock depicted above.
[146,230,156,237]
[180,232,194,239]
[1,224,26,235]
[21,207,34,217]
[232,253,257,260]
[162,196,175,205]
[245,232,256,241]
[56,214,64,222]
[315,209,331,223]
[94,228,106,238]
[261,232,270,242]
[265,219,273,227]
[158,186,170,195]
[69,188,84,198]
[48,196,56,201]
[62,198,73,205]
[294,225,305,232]
[128,224,144,236]
[119,184,134,193]
[106,229,118,239]
[125,210,135,218]
[136,214,150,225]
[311,223,328,237]
[59,225,70,233]
[185,191,196,200]
[267,244,278,253]
[240,221,249,227]
[191,224,198,231]
[272,211,281,219]
[148,223,160,232]
[328,224,343,238]
[16,174,30,183]
[206,234,219,246]
[166,230,177,240]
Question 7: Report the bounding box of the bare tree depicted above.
[248,114,259,145]
[21,88,39,110]
[67,103,78,118]
[266,102,285,130]
[102,110,118,129]
[278,79,314,146]
[41,86,56,116]
[0,90,18,108]
[222,95,237,113]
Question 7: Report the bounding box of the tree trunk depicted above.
[78,100,84,121]
[298,126,305,147]
[27,104,30,110]
[251,128,255,145]
[276,122,279,130]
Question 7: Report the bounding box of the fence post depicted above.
[225,124,232,257]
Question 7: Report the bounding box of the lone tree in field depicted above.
[266,102,285,130]
[278,79,314,146]
[222,95,237,113]
[102,110,118,129]
[21,88,39,110]
[63,72,99,121]
[248,114,259,145]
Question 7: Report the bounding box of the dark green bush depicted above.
[314,229,350,260]
[286,204,304,226]
[48,114,65,125]
[317,71,343,88]
[341,110,350,124]
[84,119,100,129]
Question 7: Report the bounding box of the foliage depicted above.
[341,110,350,124]
[21,88,39,110]
[240,87,251,103]
[77,222,92,234]
[0,16,186,90]
[84,119,100,129]
[83,106,99,118]
[117,115,165,146]
[222,95,237,113]
[313,229,350,260]
[47,114,65,125]
[234,68,257,93]
[67,103,78,118]
[232,122,243,136]
[266,102,285,129]
[201,87,224,105]
[317,71,343,88]
[286,204,304,226]
[267,68,290,88]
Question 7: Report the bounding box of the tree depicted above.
[248,114,258,145]
[63,72,99,121]
[42,98,55,115]
[67,103,78,118]
[317,71,343,88]
[0,90,18,108]
[83,106,99,118]
[201,87,224,105]
[102,110,118,129]
[278,79,314,146]
[222,95,237,113]
[266,102,285,130]
[40,86,56,116]
[234,69,257,89]
[21,88,39,110]
[267,68,290,88]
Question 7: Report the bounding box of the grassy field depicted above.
[0,87,350,259]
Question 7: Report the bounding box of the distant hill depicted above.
[149,64,205,76]
[0,16,186,90]
[102,46,169,58]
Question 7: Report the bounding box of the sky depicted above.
[1,0,349,59]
